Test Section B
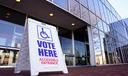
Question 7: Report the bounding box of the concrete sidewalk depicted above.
[0,64,128,76]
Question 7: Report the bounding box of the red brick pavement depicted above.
[0,64,128,76]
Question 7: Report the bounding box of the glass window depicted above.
[102,5,108,23]
[100,0,105,3]
[81,5,90,24]
[116,13,121,20]
[97,18,104,31]
[53,0,68,10]
[111,13,116,23]
[89,12,97,26]
[60,37,72,54]
[0,5,26,66]
[47,0,52,2]
[79,0,88,8]
[98,0,105,21]
[12,25,24,48]
[0,20,24,48]
[103,5,110,24]
[106,9,111,24]
[104,34,110,64]
[74,27,90,65]
[116,43,124,63]
[91,27,103,64]
[75,40,87,65]
[58,27,73,66]
[70,0,81,18]
[0,5,25,48]
[87,0,95,13]
[92,28,101,55]
[93,0,101,17]
[59,36,73,66]
[109,12,113,24]
[0,20,14,47]
[110,21,128,41]
[103,22,110,34]
[104,0,111,11]
[0,48,19,66]
[99,31,106,64]
[104,35,116,64]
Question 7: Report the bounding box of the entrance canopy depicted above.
[0,0,89,30]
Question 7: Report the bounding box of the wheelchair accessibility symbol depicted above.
[37,25,53,41]
[40,28,50,39]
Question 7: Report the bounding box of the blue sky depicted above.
[108,0,128,19]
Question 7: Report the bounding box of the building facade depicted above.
[0,0,127,67]
[104,18,128,63]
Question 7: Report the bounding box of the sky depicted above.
[108,0,128,19]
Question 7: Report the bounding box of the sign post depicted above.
[15,18,68,76]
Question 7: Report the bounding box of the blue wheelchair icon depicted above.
[40,28,50,39]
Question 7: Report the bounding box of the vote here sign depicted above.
[16,18,68,76]
[37,25,58,64]
[27,18,68,76]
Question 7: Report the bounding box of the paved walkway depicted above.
[0,64,128,76]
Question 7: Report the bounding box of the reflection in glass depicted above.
[93,0,101,17]
[75,40,87,65]
[60,37,72,54]
[89,12,97,26]
[74,27,90,65]
[0,49,19,66]
[103,22,110,33]
[0,20,24,48]
[81,5,90,24]
[70,0,81,18]
[102,5,108,22]
[98,1,106,21]
[65,56,73,66]
[99,31,106,64]
[53,0,68,10]
[59,37,73,65]
[87,0,95,13]
[79,0,88,8]
[97,18,104,31]
[58,27,73,66]
[92,27,102,64]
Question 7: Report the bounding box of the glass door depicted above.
[74,27,90,65]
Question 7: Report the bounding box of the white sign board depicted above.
[15,18,68,76]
